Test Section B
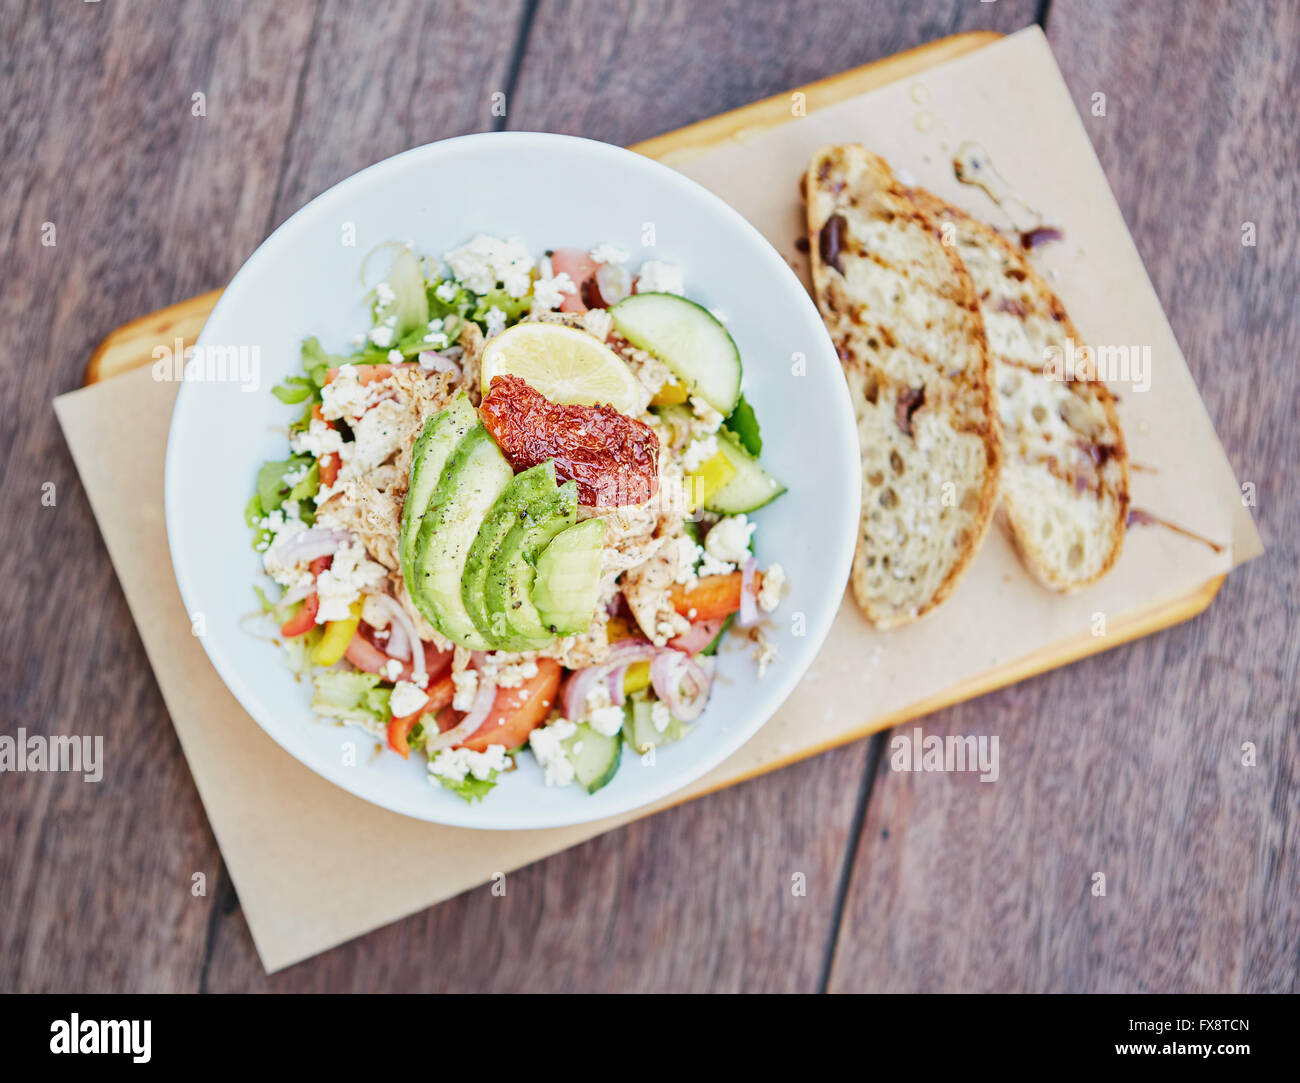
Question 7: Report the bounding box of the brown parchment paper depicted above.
[53,27,1260,973]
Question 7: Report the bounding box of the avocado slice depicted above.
[462,461,558,648]
[485,482,579,647]
[400,394,479,584]
[411,424,514,649]
[533,516,606,636]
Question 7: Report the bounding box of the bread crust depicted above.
[805,146,1001,628]
[908,188,1129,591]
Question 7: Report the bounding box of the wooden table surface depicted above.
[2,0,1296,993]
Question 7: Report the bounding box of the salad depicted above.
[248,235,788,802]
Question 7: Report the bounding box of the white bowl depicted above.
[164,132,859,830]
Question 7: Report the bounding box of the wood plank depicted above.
[200,747,871,992]
[828,0,1300,993]
[505,0,1040,145]
[0,0,320,993]
[1,0,524,994]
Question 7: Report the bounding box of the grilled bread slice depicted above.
[909,189,1129,590]
[805,146,1000,628]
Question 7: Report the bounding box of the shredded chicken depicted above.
[458,322,485,404]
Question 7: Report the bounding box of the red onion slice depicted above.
[737,557,759,628]
[345,630,397,675]
[606,664,629,707]
[562,664,604,721]
[594,263,632,306]
[650,649,712,721]
[563,639,659,718]
[428,677,496,752]
[417,351,462,380]
[366,593,425,685]
[273,527,351,567]
[382,614,411,661]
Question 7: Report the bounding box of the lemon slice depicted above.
[480,323,644,415]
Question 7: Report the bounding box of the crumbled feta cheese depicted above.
[386,348,403,362]
[484,305,507,338]
[319,364,370,421]
[473,651,540,689]
[314,542,386,622]
[444,234,534,298]
[588,705,625,737]
[696,550,733,578]
[636,260,684,295]
[682,434,718,473]
[705,515,755,565]
[529,719,578,787]
[342,398,404,475]
[260,507,312,587]
[290,417,346,458]
[382,658,403,682]
[434,281,459,302]
[651,701,672,733]
[375,281,396,307]
[452,664,479,712]
[755,635,777,678]
[281,462,310,489]
[672,535,702,584]
[589,243,629,265]
[757,562,785,613]
[368,324,394,348]
[389,680,429,718]
[689,395,725,435]
[428,744,508,785]
[531,271,577,313]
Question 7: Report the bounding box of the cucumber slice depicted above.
[533,517,605,636]
[400,395,478,583]
[609,293,741,414]
[562,722,622,794]
[704,431,787,514]
[411,426,514,649]
[624,694,693,754]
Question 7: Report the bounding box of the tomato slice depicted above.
[324,362,419,385]
[668,617,725,655]
[280,593,319,637]
[668,571,762,621]
[345,626,454,683]
[279,557,331,637]
[550,248,599,312]
[458,659,562,752]
[386,672,456,759]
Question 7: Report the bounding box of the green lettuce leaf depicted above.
[312,672,392,724]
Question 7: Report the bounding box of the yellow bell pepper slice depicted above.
[311,599,362,666]
[685,450,736,513]
[606,616,636,643]
[623,660,652,695]
[650,380,689,406]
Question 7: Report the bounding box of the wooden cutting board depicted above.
[80,29,1226,751]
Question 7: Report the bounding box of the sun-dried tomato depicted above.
[480,375,660,507]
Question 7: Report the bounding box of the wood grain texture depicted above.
[5,0,1293,995]
[506,0,1039,144]
[0,0,320,993]
[827,0,1300,993]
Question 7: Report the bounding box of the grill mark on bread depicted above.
[911,188,1129,591]
[806,145,1000,628]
